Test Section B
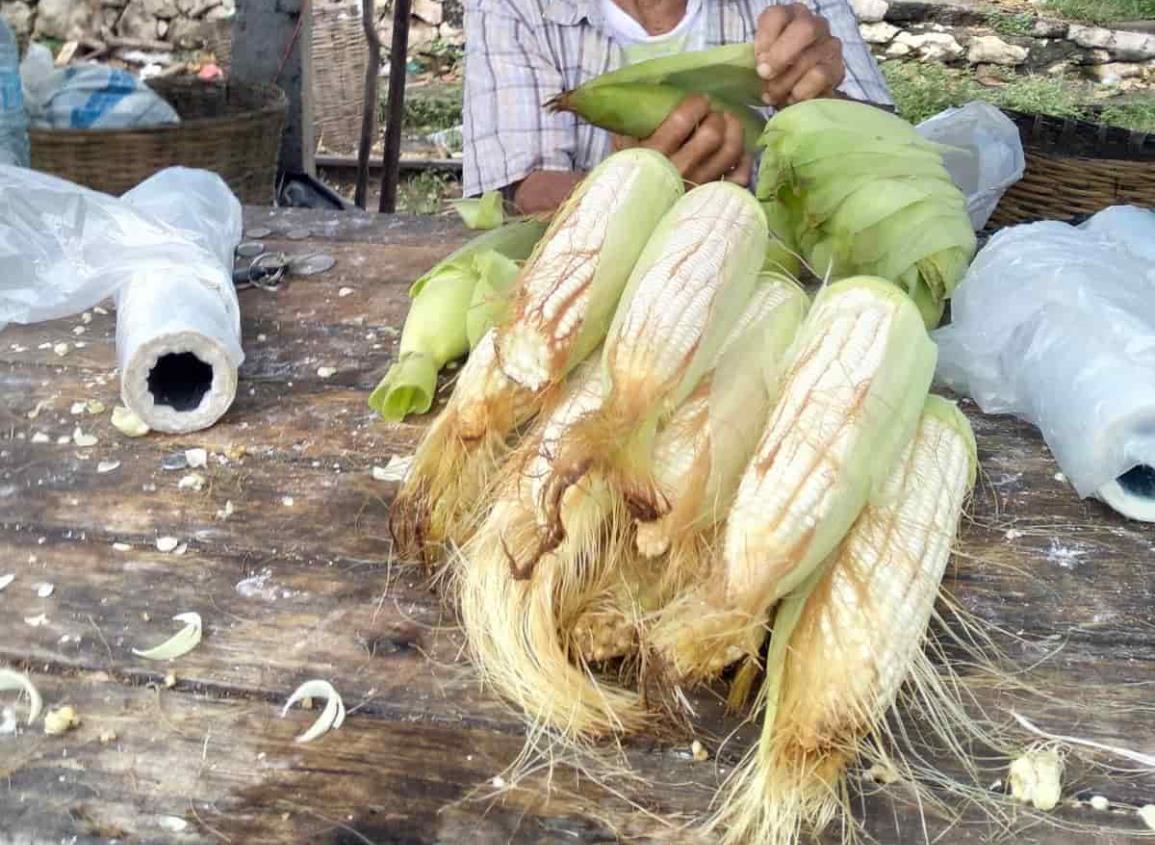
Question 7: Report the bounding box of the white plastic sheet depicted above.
[0,165,243,433]
[934,206,1155,519]
[916,101,1025,231]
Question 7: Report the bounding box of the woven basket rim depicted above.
[27,79,288,140]
[1001,106,1155,162]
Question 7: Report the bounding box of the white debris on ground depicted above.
[1008,746,1064,812]
[371,454,413,483]
[236,568,296,602]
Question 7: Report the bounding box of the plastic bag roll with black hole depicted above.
[933,206,1155,521]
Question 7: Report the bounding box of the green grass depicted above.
[881,62,984,124]
[884,61,1155,132]
[398,83,464,134]
[986,10,1035,36]
[883,62,1086,122]
[397,171,457,214]
[1041,0,1155,23]
[992,75,1086,119]
[1099,101,1155,133]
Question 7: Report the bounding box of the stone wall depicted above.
[0,0,464,55]
[852,0,1155,90]
[2,0,1152,91]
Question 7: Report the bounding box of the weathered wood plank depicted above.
[240,206,468,246]
[3,213,1155,844]
[4,667,1153,845]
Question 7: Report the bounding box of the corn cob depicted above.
[713,396,978,845]
[548,82,765,151]
[389,330,542,563]
[566,275,808,666]
[547,43,766,148]
[637,275,808,562]
[542,182,768,533]
[454,363,646,737]
[369,219,547,422]
[495,149,683,392]
[651,277,937,681]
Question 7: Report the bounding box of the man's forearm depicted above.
[511,170,586,215]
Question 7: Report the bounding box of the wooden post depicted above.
[231,0,317,178]
[356,0,381,209]
[378,0,411,213]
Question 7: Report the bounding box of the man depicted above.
[462,0,891,213]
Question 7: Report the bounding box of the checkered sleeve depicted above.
[813,0,893,105]
[462,0,580,197]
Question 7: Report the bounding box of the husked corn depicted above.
[495,149,682,392]
[723,277,937,615]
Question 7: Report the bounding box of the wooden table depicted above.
[2,209,1152,844]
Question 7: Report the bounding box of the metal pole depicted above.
[378,0,412,213]
[355,0,380,209]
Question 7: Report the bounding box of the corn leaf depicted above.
[0,668,43,725]
[132,612,203,661]
[451,191,505,230]
[281,679,346,743]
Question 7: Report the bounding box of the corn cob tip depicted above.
[544,91,572,114]
[649,589,766,685]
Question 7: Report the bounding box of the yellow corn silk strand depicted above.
[540,182,769,547]
[495,148,683,392]
[651,277,937,683]
[389,330,541,564]
[569,276,809,666]
[453,362,646,739]
[713,396,978,845]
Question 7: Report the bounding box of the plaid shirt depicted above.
[462,0,892,197]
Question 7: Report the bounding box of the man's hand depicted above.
[755,3,845,108]
[614,95,752,188]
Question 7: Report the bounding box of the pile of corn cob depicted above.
[382,98,988,843]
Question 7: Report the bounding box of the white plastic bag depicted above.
[916,101,1025,231]
[0,165,243,433]
[933,206,1155,520]
[0,165,237,332]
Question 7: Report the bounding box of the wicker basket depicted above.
[988,108,1155,229]
[201,3,371,156]
[28,78,287,204]
[313,2,373,154]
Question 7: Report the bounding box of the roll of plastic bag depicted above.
[118,169,243,433]
[934,206,1155,521]
[915,101,1025,231]
[0,164,243,434]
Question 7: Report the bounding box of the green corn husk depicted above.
[451,191,504,230]
[584,43,763,103]
[755,99,976,328]
[549,82,765,150]
[465,251,521,349]
[546,44,766,148]
[368,219,547,422]
[761,201,802,277]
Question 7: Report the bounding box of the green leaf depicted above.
[451,191,505,230]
